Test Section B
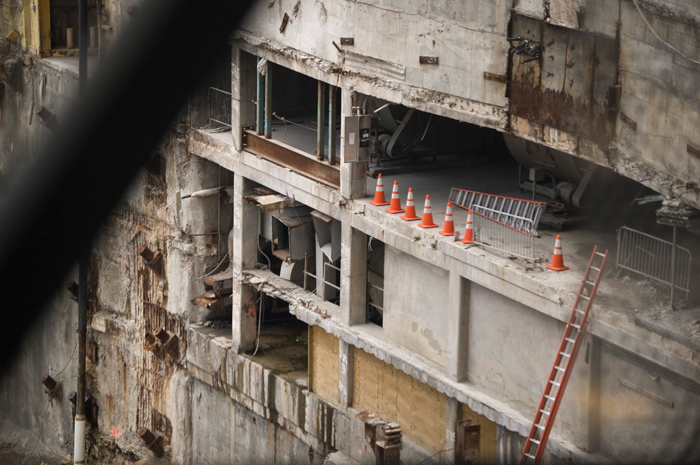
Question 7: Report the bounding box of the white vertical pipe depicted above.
[74,415,86,464]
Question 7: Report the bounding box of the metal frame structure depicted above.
[473,205,537,262]
[616,226,691,299]
[208,87,233,128]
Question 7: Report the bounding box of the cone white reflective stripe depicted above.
[390,182,399,198]
[445,204,453,218]
[466,210,473,228]
[406,190,415,206]
[376,177,384,192]
[424,198,432,211]
[553,238,563,254]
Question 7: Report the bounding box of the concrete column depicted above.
[338,340,354,408]
[447,264,469,382]
[231,46,256,152]
[231,174,259,353]
[445,397,461,463]
[586,335,601,452]
[339,89,367,199]
[339,221,367,326]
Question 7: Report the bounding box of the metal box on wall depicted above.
[344,115,371,163]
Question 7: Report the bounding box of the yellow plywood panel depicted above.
[310,325,339,406]
[39,0,51,53]
[462,403,498,464]
[353,347,447,454]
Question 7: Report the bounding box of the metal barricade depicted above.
[473,205,536,262]
[208,87,232,128]
[616,226,691,298]
[449,188,546,235]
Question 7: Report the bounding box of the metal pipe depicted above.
[671,226,677,310]
[75,251,88,464]
[75,3,89,461]
[79,0,88,94]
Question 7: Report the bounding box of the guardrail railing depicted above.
[473,205,536,262]
[208,87,232,128]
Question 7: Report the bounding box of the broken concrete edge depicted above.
[192,127,700,380]
[236,269,600,464]
[233,32,507,130]
[185,323,486,465]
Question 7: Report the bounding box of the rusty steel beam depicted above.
[243,129,340,188]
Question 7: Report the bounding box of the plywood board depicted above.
[353,347,446,454]
[462,403,498,464]
[310,325,339,406]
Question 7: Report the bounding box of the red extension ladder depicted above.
[519,246,609,465]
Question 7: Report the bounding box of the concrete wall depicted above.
[467,282,592,448]
[596,343,700,463]
[383,245,449,370]
[0,277,79,459]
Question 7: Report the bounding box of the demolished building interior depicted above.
[1,0,700,464]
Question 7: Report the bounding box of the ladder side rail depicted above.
[520,246,604,465]
[533,249,608,464]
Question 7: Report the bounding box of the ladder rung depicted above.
[565,337,576,343]
[554,366,565,372]
[585,280,596,286]
[590,266,600,271]
[596,252,606,257]
[544,394,556,400]
[524,453,535,460]
[529,438,540,445]
[580,295,590,300]
[576,309,585,314]
[570,324,580,329]
[549,380,561,387]
[539,409,550,416]
[535,424,545,430]
[560,351,570,357]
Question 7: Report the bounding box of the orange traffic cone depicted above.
[385,181,405,214]
[418,195,438,228]
[460,209,474,244]
[546,235,570,271]
[439,202,455,236]
[400,188,420,221]
[369,174,390,206]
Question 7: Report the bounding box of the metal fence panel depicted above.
[449,188,546,235]
[208,87,232,128]
[616,226,692,296]
[473,205,536,262]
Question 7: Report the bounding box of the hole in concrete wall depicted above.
[46,0,99,51]
[356,94,506,178]
[253,186,342,306]
[367,236,384,327]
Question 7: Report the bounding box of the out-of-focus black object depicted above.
[0,0,253,372]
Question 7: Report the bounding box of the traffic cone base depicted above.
[369,174,390,206]
[418,223,439,229]
[385,180,405,214]
[546,235,570,271]
[401,188,420,221]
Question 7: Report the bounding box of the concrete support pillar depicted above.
[264,63,273,139]
[340,89,367,199]
[447,264,469,382]
[317,81,327,160]
[338,339,354,408]
[586,336,601,452]
[445,397,461,463]
[231,174,259,353]
[231,47,256,152]
[339,221,367,326]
